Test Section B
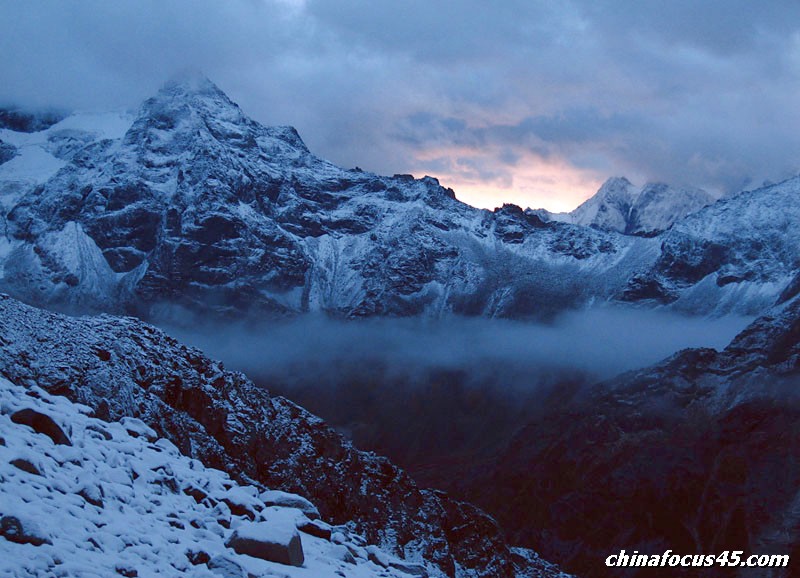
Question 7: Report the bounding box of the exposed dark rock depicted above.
[390,560,429,577]
[183,486,208,504]
[453,295,800,577]
[0,515,50,546]
[78,485,104,508]
[221,498,256,521]
[618,273,677,304]
[297,518,332,540]
[186,550,211,565]
[0,108,66,132]
[11,407,72,445]
[10,458,41,476]
[0,140,16,165]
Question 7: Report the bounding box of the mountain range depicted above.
[2,76,800,577]
[1,76,798,321]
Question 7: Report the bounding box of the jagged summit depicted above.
[571,176,638,233]
[541,176,715,235]
[127,74,309,155]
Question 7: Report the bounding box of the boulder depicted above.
[10,458,41,476]
[330,544,356,565]
[0,514,51,546]
[297,517,331,540]
[366,546,428,576]
[366,545,391,568]
[119,417,157,441]
[260,490,319,519]
[226,521,304,567]
[220,487,259,520]
[207,555,246,578]
[11,408,71,445]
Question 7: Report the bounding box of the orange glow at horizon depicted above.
[410,146,606,213]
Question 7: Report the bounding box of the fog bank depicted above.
[166,306,753,388]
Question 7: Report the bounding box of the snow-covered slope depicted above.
[0,109,133,187]
[538,177,715,236]
[0,294,569,578]
[0,76,795,319]
[622,176,800,315]
[0,374,427,578]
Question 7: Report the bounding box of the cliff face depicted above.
[0,293,569,578]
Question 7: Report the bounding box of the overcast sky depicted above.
[2,1,799,211]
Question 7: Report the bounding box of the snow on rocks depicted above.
[261,490,320,520]
[226,520,304,566]
[0,375,422,578]
[120,416,157,441]
[2,76,795,320]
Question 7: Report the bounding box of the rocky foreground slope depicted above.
[0,374,430,578]
[454,279,800,577]
[1,77,798,320]
[0,294,569,578]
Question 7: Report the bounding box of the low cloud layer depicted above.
[168,306,753,388]
[2,1,798,210]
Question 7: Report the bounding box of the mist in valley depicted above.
[163,305,753,486]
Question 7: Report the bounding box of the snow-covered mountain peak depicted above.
[569,176,638,232]
[1,75,797,319]
[125,75,309,158]
[630,182,715,235]
[543,176,714,236]
[598,175,634,195]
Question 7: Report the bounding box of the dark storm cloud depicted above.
[1,1,798,206]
